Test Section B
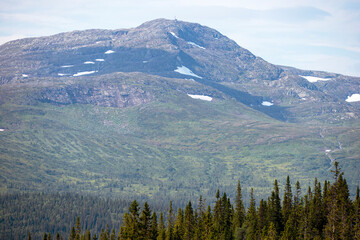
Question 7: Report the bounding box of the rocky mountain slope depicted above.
[0,19,359,201]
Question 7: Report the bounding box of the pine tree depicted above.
[166,201,175,240]
[269,179,283,234]
[183,201,195,240]
[245,188,258,240]
[309,178,325,237]
[203,205,213,240]
[267,222,278,240]
[233,180,245,237]
[27,232,31,240]
[140,202,152,239]
[299,187,313,239]
[282,176,293,226]
[258,199,268,234]
[173,208,184,240]
[157,213,166,240]
[325,162,353,239]
[150,212,158,240]
[119,200,140,240]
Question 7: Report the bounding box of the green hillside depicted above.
[1,73,359,202]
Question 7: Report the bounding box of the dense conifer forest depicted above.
[2,163,360,240]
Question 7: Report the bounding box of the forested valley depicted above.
[2,163,360,240]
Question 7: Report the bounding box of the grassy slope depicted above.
[0,77,359,202]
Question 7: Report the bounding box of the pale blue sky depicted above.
[1,0,360,76]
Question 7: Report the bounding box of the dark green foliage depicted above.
[157,213,166,240]
[244,188,258,240]
[268,179,283,234]
[0,193,130,240]
[4,162,360,240]
[233,180,245,237]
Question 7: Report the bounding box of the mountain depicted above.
[0,18,359,201]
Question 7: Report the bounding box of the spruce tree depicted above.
[282,176,293,226]
[140,202,152,239]
[269,179,283,234]
[173,208,184,240]
[258,199,268,234]
[184,201,195,240]
[325,162,353,239]
[166,201,175,240]
[245,188,258,240]
[150,212,158,240]
[157,212,166,240]
[233,180,245,236]
[203,205,213,240]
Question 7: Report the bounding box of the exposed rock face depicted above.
[39,83,154,108]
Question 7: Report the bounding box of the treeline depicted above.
[0,193,131,240]
[38,163,360,240]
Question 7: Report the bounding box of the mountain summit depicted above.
[0,19,359,200]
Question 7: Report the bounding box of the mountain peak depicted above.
[0,19,359,122]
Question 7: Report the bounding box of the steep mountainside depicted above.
[0,19,359,201]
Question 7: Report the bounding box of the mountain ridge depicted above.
[0,18,359,201]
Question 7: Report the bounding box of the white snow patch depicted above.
[0,129,5,132]
[325,149,331,153]
[187,94,212,101]
[188,42,206,49]
[300,76,331,83]
[73,71,96,77]
[22,74,28,77]
[105,50,115,54]
[84,61,95,64]
[96,59,105,62]
[262,101,274,106]
[169,32,179,38]
[61,65,73,68]
[346,94,360,102]
[174,66,202,79]
[58,73,69,76]
[143,61,148,63]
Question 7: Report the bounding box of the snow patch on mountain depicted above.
[169,32,179,39]
[187,94,212,101]
[346,94,360,102]
[96,59,105,62]
[61,65,73,68]
[0,129,5,132]
[73,71,97,77]
[22,74,28,77]
[300,76,331,83]
[188,42,205,49]
[84,61,95,64]
[58,73,69,76]
[105,50,115,54]
[262,101,274,106]
[174,66,202,79]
